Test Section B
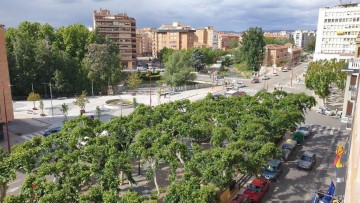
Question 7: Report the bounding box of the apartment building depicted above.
[314,3,360,61]
[292,30,316,48]
[264,31,290,38]
[263,44,290,67]
[136,27,155,56]
[152,21,196,57]
[343,33,360,203]
[217,32,241,50]
[93,9,137,69]
[195,26,218,49]
[0,24,14,141]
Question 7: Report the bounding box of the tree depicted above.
[127,72,142,92]
[163,51,196,87]
[229,38,239,49]
[60,103,69,121]
[83,44,122,96]
[27,92,41,110]
[159,47,175,64]
[73,91,89,114]
[305,36,316,53]
[305,59,346,104]
[190,49,206,72]
[0,149,16,203]
[221,56,233,67]
[238,27,266,72]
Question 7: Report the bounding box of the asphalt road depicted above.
[262,110,346,202]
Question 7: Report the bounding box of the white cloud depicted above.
[0,0,344,31]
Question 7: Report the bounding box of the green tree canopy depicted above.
[163,51,196,87]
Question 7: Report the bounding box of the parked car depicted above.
[232,194,252,203]
[297,151,316,170]
[281,68,289,72]
[317,107,335,116]
[225,90,246,97]
[261,75,269,80]
[295,124,312,139]
[281,139,297,161]
[261,160,283,181]
[43,127,62,137]
[243,178,270,203]
[235,81,246,88]
[251,78,260,84]
[272,72,279,76]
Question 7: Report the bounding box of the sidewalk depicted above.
[1,85,225,148]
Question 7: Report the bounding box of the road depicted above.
[261,110,347,202]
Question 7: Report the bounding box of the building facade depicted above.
[343,34,360,202]
[153,21,196,57]
[0,24,14,141]
[195,26,218,49]
[263,44,289,67]
[136,27,155,56]
[292,30,316,48]
[93,9,137,69]
[314,3,360,61]
[217,32,241,51]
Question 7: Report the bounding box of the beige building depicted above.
[0,24,14,141]
[136,27,155,56]
[194,26,218,49]
[263,44,289,67]
[217,32,240,50]
[287,45,302,67]
[153,21,196,57]
[93,9,137,69]
[342,33,360,203]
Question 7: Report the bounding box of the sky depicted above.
[0,0,346,32]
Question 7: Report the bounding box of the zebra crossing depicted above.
[21,130,46,140]
[309,124,345,135]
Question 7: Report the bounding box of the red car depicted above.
[242,178,270,203]
[232,194,252,203]
[251,78,260,84]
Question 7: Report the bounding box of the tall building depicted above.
[153,21,196,57]
[291,30,316,48]
[217,32,241,50]
[342,33,360,203]
[195,26,218,49]
[136,27,155,56]
[314,3,360,61]
[93,9,137,69]
[0,24,14,141]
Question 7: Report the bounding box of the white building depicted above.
[292,30,316,48]
[314,3,360,61]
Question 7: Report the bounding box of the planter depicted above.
[80,109,86,115]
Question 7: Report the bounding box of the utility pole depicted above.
[2,81,10,152]
[49,83,54,118]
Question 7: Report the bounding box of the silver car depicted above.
[297,151,316,170]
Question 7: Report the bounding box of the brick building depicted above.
[153,21,196,57]
[217,32,241,50]
[93,9,137,69]
[0,24,14,141]
[263,44,290,67]
[136,27,155,56]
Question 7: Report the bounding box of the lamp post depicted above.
[2,81,11,152]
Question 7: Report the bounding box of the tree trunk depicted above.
[0,182,8,203]
[120,171,124,185]
[175,152,185,166]
[151,161,160,195]
[91,80,94,96]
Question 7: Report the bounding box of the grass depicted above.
[233,63,253,78]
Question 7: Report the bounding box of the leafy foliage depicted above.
[190,48,206,72]
[305,36,316,53]
[73,90,88,111]
[163,51,196,87]
[127,72,142,90]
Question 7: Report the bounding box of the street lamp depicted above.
[43,82,54,118]
[1,81,11,152]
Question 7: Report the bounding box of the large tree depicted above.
[163,51,196,87]
[305,36,316,53]
[238,27,266,72]
[190,48,206,72]
[305,59,346,105]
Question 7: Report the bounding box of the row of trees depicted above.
[0,91,316,202]
[5,21,123,97]
[305,59,347,104]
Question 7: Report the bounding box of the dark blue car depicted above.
[261,160,283,181]
[43,127,61,137]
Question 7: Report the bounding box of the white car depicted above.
[281,68,288,72]
[235,81,246,88]
[272,72,279,76]
[317,107,335,116]
[261,75,270,80]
